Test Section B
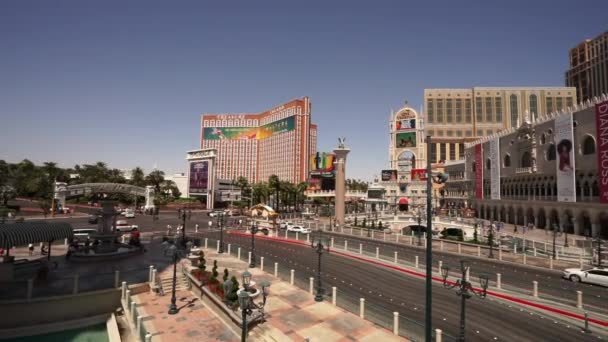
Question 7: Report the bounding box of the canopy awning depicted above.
[399,198,409,205]
[0,222,74,248]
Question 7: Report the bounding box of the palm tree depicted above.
[235,176,250,205]
[130,167,146,187]
[161,179,181,199]
[252,182,270,204]
[268,175,280,211]
[145,169,165,193]
[296,182,308,211]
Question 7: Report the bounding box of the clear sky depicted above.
[1,0,606,180]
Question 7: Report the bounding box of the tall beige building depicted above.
[424,87,576,163]
[565,31,608,102]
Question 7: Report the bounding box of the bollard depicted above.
[457,244,462,254]
[499,248,503,261]
[393,312,399,335]
[577,291,583,309]
[274,262,278,277]
[64,238,68,246]
[290,269,295,285]
[149,265,154,282]
[549,257,554,269]
[115,270,120,288]
[438,261,443,275]
[228,244,231,255]
[216,240,220,253]
[136,315,143,336]
[73,274,79,295]
[204,238,208,249]
[410,236,414,245]
[523,253,527,265]
[344,240,348,251]
[307,234,310,243]
[477,246,481,257]
[584,312,591,333]
[332,287,337,305]
[285,230,288,239]
[122,235,126,243]
[514,243,517,254]
[533,281,538,298]
[360,298,365,318]
[237,247,241,260]
[27,278,33,300]
[309,277,314,294]
[435,328,443,342]
[415,255,419,268]
[579,254,583,269]
[534,247,537,257]
[122,281,127,300]
[359,243,363,254]
[383,232,386,241]
[260,257,265,271]
[376,247,380,259]
[248,252,252,265]
[440,240,444,251]
[130,302,136,322]
[496,273,502,290]
[394,251,398,264]
[296,232,299,241]
[145,333,152,342]
[331,238,334,249]
[126,289,131,304]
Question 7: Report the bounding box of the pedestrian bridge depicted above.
[304,190,367,199]
[53,182,156,209]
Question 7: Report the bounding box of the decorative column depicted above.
[334,138,351,226]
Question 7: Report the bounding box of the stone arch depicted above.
[507,206,515,224]
[500,206,506,222]
[578,211,592,237]
[526,207,535,227]
[598,212,608,239]
[563,210,575,234]
[537,207,546,229]
[479,205,486,219]
[516,207,525,225]
[548,209,560,230]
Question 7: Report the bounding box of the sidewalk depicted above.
[133,247,407,341]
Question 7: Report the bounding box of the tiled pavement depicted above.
[131,246,407,341]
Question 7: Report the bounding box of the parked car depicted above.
[124,209,135,218]
[209,210,223,217]
[88,215,99,224]
[287,225,311,234]
[279,222,293,230]
[563,268,608,286]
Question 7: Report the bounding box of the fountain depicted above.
[70,200,143,262]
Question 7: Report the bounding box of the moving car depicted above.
[88,215,100,224]
[563,268,608,286]
[279,222,293,230]
[73,228,97,241]
[209,210,224,217]
[287,225,311,234]
[124,209,135,218]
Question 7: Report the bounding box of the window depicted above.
[510,94,519,128]
[476,129,483,137]
[485,97,493,122]
[503,154,511,167]
[440,143,447,162]
[455,99,462,123]
[437,130,444,136]
[556,97,563,111]
[486,158,491,170]
[476,97,483,122]
[495,97,502,122]
[449,143,456,160]
[566,97,573,108]
[546,97,554,114]
[446,99,453,123]
[458,143,464,159]
[546,144,556,161]
[582,135,596,155]
[486,129,493,136]
[436,99,444,123]
[427,99,434,123]
[465,130,472,137]
[431,143,437,162]
[427,129,434,136]
[456,130,462,137]
[529,94,538,119]
[465,99,472,123]
[521,152,532,167]
[446,130,454,137]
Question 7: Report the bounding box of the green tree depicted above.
[268,175,280,211]
[161,180,181,199]
[130,167,146,187]
[145,169,165,193]
[362,218,367,228]
[295,182,308,211]
[354,216,358,226]
[252,182,269,204]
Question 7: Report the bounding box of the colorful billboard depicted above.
[490,139,501,200]
[310,152,336,176]
[410,169,428,181]
[397,150,416,171]
[203,116,295,140]
[596,100,608,203]
[381,169,397,182]
[475,144,483,199]
[189,161,209,195]
[555,113,576,202]
[396,119,416,131]
[396,132,416,148]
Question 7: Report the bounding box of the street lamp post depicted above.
[218,212,225,253]
[441,260,489,342]
[179,206,188,247]
[249,222,258,268]
[487,221,495,259]
[311,230,330,302]
[163,241,188,315]
[416,207,423,247]
[551,223,561,259]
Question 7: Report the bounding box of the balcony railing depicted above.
[515,167,533,174]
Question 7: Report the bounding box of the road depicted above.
[311,231,608,316]
[201,230,605,342]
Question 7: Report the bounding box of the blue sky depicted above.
[1,0,606,180]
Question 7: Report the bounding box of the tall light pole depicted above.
[311,230,330,302]
[218,212,225,253]
[425,135,433,342]
[163,241,187,315]
[249,222,258,268]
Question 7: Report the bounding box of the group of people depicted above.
[27,243,49,256]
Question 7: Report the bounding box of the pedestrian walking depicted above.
[166,224,172,236]
[514,225,518,234]
[28,243,34,256]
[188,210,192,220]
[195,224,199,233]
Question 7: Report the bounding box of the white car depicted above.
[124,209,135,218]
[209,211,223,217]
[287,225,311,234]
[563,268,608,286]
[280,222,293,229]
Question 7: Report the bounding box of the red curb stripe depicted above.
[228,231,608,327]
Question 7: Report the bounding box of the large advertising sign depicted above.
[396,119,416,131]
[410,169,428,181]
[397,150,415,171]
[310,152,336,177]
[555,113,576,202]
[595,100,608,203]
[381,169,398,182]
[203,116,295,140]
[475,144,483,199]
[367,189,384,199]
[490,139,500,200]
[396,132,416,148]
[189,161,209,195]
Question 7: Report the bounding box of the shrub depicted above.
[362,218,367,227]
[212,260,219,278]
[378,221,383,229]
[354,217,358,226]
[371,221,376,229]
[198,252,206,272]
[226,275,240,303]
[223,268,229,282]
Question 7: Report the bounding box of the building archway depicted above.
[516,207,524,225]
[548,210,560,230]
[578,211,592,237]
[599,212,608,239]
[507,206,515,224]
[563,210,575,234]
[526,208,535,227]
[500,206,506,222]
[537,208,546,229]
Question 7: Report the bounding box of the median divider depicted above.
[228,230,608,328]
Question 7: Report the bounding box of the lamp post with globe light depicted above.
[311,230,330,302]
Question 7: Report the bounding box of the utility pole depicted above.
[425,135,433,342]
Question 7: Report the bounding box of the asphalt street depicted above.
[201,230,605,342]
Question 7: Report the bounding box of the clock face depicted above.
[398,164,409,171]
